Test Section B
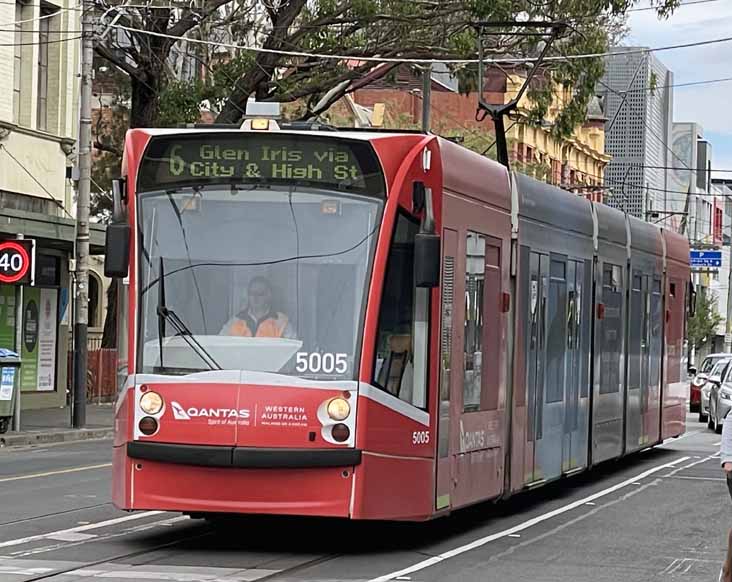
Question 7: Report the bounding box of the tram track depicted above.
[0,502,112,528]
[6,514,343,582]
[17,524,218,581]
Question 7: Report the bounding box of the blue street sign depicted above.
[690,250,722,268]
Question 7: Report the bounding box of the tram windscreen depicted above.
[136,134,385,380]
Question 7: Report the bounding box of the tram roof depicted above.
[133,126,430,142]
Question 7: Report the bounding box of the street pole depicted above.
[422,64,431,133]
[72,0,93,428]
[12,234,23,432]
[725,196,732,353]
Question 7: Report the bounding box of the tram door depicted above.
[563,260,590,473]
[528,253,569,483]
[436,223,506,510]
[435,229,457,511]
[626,271,657,452]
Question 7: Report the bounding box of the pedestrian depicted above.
[720,413,732,581]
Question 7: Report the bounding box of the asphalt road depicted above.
[0,413,728,582]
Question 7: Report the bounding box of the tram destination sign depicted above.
[690,249,722,268]
[137,133,385,195]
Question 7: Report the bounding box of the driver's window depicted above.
[373,212,428,409]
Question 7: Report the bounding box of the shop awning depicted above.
[0,208,106,254]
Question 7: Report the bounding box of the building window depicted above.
[36,5,54,131]
[13,1,24,123]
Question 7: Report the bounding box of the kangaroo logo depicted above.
[171,401,191,420]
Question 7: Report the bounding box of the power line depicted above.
[0,35,81,47]
[0,144,75,220]
[107,22,732,65]
[621,75,732,93]
[0,5,79,28]
[631,164,732,173]
[628,0,724,11]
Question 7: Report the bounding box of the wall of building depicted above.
[352,70,609,190]
[0,0,81,411]
[600,49,674,219]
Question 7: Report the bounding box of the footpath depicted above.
[0,404,114,448]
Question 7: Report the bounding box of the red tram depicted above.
[106,120,690,521]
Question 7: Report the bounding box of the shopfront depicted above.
[0,209,105,410]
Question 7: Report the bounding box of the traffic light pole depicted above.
[72,0,93,428]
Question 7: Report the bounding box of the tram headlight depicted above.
[327,397,350,421]
[139,416,158,435]
[140,391,164,415]
[331,423,350,442]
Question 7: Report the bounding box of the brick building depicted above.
[345,66,610,200]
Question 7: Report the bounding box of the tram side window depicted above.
[464,232,485,412]
[599,263,623,395]
[373,213,427,409]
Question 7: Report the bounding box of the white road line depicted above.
[0,463,112,483]
[667,475,725,482]
[367,455,690,582]
[12,516,190,558]
[0,511,164,549]
[662,430,700,444]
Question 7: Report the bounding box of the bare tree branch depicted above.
[94,42,141,80]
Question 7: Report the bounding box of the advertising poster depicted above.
[20,287,39,392]
[0,367,14,401]
[36,288,57,391]
[0,286,16,350]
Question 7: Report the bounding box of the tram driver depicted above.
[219,276,296,339]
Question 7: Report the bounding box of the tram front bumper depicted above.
[127,440,362,468]
[117,443,360,517]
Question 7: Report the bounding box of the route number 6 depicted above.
[295,352,348,374]
[412,431,430,445]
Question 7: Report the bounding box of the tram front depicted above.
[109,127,441,519]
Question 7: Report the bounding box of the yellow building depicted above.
[503,75,611,197]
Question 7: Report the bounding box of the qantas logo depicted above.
[171,401,191,420]
[170,401,250,420]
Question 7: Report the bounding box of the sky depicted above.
[626,0,732,179]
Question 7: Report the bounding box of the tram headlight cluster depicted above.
[140,391,164,415]
[327,397,351,421]
[318,393,354,445]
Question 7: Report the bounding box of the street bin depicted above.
[0,348,21,434]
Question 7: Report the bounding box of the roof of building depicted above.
[586,95,607,122]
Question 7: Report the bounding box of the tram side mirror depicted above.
[415,232,440,288]
[104,222,130,278]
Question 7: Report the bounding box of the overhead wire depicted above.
[0,5,80,28]
[627,0,724,10]
[0,144,75,220]
[105,21,732,65]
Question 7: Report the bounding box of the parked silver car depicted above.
[708,358,732,433]
[690,353,732,413]
[701,357,732,423]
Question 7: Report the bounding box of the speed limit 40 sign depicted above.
[0,239,35,285]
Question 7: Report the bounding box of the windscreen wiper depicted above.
[157,257,222,371]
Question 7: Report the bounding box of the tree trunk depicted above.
[129,74,161,128]
[101,278,118,349]
[98,68,161,349]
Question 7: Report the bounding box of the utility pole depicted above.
[421,64,431,133]
[724,196,732,353]
[72,0,93,428]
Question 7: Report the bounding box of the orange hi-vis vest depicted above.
[228,311,289,338]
